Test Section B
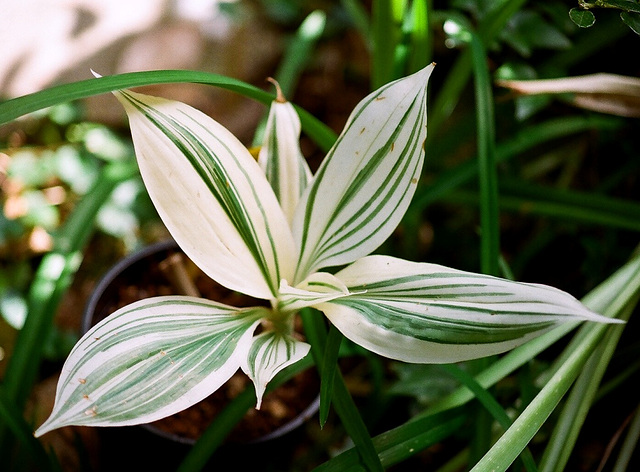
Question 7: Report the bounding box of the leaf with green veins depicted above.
[241,331,310,408]
[312,255,621,364]
[258,95,312,223]
[292,64,434,281]
[35,298,264,436]
[115,89,296,299]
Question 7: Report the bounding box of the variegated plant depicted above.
[35,64,617,436]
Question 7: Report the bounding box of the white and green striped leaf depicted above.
[241,330,310,408]
[292,64,434,282]
[277,272,351,313]
[258,99,312,223]
[35,297,265,436]
[115,90,295,299]
[313,255,619,364]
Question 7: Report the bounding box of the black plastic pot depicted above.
[82,239,320,445]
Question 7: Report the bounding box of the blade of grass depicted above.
[427,250,640,416]
[2,160,138,407]
[445,184,640,232]
[0,387,58,472]
[252,9,327,146]
[470,319,627,471]
[446,13,500,463]
[314,407,468,471]
[411,115,621,211]
[273,10,326,97]
[407,0,431,73]
[463,15,499,277]
[0,70,337,153]
[429,0,527,138]
[314,246,640,470]
[469,259,640,472]
[611,403,640,472]
[319,323,343,428]
[539,296,634,472]
[301,309,383,472]
[371,0,400,88]
[341,0,372,49]
[439,365,537,472]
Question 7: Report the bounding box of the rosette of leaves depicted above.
[35,64,619,436]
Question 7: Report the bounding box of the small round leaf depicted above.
[569,8,596,28]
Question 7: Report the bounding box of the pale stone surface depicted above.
[1,0,282,135]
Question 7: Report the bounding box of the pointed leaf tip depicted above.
[292,64,434,280]
[115,88,296,298]
[35,297,264,433]
[242,331,310,409]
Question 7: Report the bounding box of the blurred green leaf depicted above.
[621,11,640,34]
[388,364,460,406]
[20,191,58,229]
[569,8,596,28]
[501,10,571,57]
[52,145,98,194]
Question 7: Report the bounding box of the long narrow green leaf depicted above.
[446,184,640,232]
[612,403,640,472]
[429,0,527,137]
[371,0,399,88]
[470,321,618,471]
[315,407,468,470]
[0,70,337,152]
[469,22,499,277]
[439,365,537,472]
[469,258,640,472]
[319,323,343,427]
[252,9,327,146]
[272,10,327,98]
[539,301,632,472]
[410,115,621,211]
[407,0,431,72]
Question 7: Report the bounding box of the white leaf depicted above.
[315,255,620,364]
[258,99,312,222]
[241,331,310,408]
[292,64,434,281]
[278,271,351,313]
[35,297,264,436]
[115,90,296,299]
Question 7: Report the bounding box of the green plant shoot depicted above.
[35,64,619,436]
